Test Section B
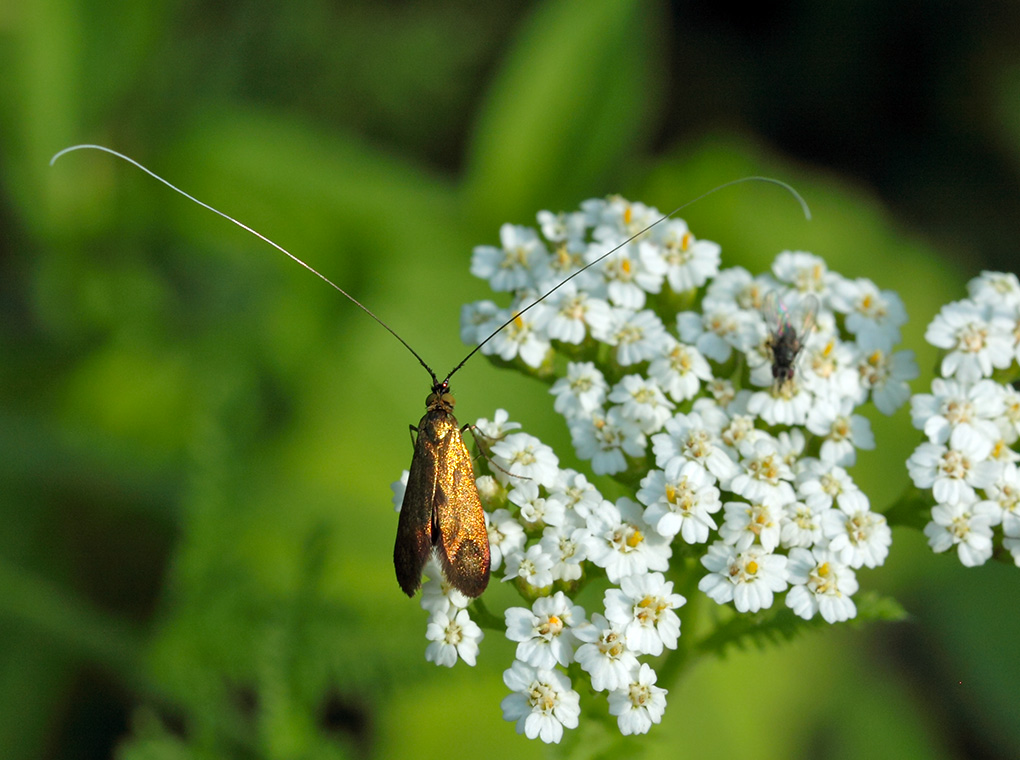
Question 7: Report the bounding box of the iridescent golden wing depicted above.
[432,414,490,598]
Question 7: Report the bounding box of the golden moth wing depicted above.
[433,418,491,598]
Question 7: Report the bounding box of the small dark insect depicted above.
[51,145,809,598]
[762,290,818,390]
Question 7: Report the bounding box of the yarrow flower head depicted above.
[396,193,914,743]
[908,271,1020,567]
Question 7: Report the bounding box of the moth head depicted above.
[426,380,455,411]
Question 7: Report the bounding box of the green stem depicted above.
[470,594,505,630]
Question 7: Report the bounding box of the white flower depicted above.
[831,277,908,344]
[540,239,593,293]
[490,432,560,488]
[806,397,875,466]
[592,307,669,365]
[507,480,553,527]
[483,302,553,368]
[550,361,608,419]
[597,241,662,307]
[1004,506,1020,566]
[730,437,796,506]
[650,412,738,485]
[698,543,788,613]
[780,500,828,549]
[799,332,863,403]
[746,381,814,426]
[772,251,839,297]
[537,208,587,244]
[821,505,891,569]
[539,525,588,582]
[702,266,773,312]
[580,196,611,226]
[608,664,668,736]
[486,509,526,573]
[460,300,501,344]
[986,461,1020,526]
[637,459,722,543]
[775,428,807,467]
[584,499,670,583]
[910,378,1003,446]
[471,223,549,292]
[925,299,1014,383]
[546,285,608,344]
[391,470,409,512]
[476,474,501,505]
[590,196,661,237]
[968,270,1020,308]
[719,499,783,552]
[501,662,580,744]
[574,613,639,692]
[425,608,483,667]
[719,408,768,451]
[648,337,714,402]
[706,378,738,407]
[785,548,858,623]
[906,425,1000,506]
[1001,386,1020,442]
[603,572,685,656]
[855,333,918,415]
[570,407,646,476]
[473,408,522,440]
[545,469,604,522]
[653,219,720,293]
[608,375,674,434]
[419,559,472,614]
[503,543,556,589]
[588,237,667,309]
[677,303,756,362]
[796,460,869,514]
[505,592,586,669]
[923,500,999,567]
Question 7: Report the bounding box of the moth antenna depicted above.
[50,144,440,387]
[443,176,810,383]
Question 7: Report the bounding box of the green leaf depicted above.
[851,591,910,624]
[464,0,664,219]
[696,590,907,659]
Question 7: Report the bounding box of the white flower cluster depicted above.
[394,195,917,743]
[466,197,911,619]
[392,419,677,741]
[907,271,1020,567]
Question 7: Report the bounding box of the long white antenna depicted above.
[52,145,811,390]
[51,144,440,385]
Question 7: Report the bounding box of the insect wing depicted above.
[762,290,818,341]
[433,418,490,598]
[394,410,441,597]
[761,289,784,337]
[789,294,819,339]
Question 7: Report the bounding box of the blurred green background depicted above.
[3,0,1020,757]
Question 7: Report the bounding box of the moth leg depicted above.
[407,424,418,448]
[463,423,529,481]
